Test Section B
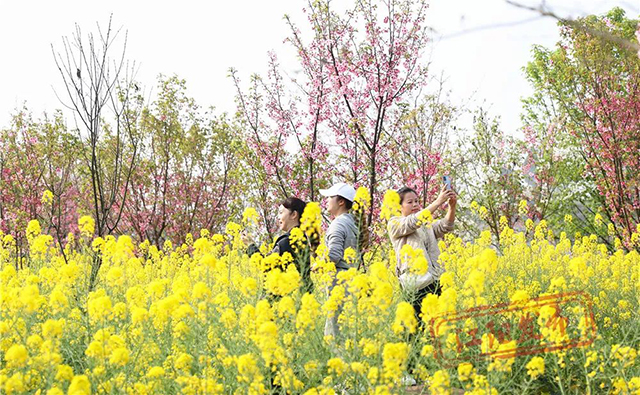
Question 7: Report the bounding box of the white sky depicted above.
[1,0,638,135]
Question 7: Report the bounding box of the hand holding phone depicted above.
[443,175,452,190]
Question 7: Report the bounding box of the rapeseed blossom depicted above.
[381,342,409,382]
[300,202,322,243]
[26,219,41,239]
[5,344,28,368]
[416,208,433,227]
[392,302,417,335]
[526,356,545,379]
[78,215,95,237]
[380,190,401,220]
[41,189,54,205]
[352,186,371,215]
[0,210,638,394]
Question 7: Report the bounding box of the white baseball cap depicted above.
[319,182,356,202]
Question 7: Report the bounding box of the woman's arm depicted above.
[425,188,455,214]
[388,188,455,240]
[444,190,457,223]
[387,214,421,239]
[433,190,457,239]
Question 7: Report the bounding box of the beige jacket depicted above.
[387,209,454,280]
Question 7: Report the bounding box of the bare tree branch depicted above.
[507,0,640,53]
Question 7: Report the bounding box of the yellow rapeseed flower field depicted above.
[0,205,638,394]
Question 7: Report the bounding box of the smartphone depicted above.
[443,175,452,190]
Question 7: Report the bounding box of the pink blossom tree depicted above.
[524,8,640,248]
[233,0,435,234]
[0,109,84,262]
[231,50,332,236]
[283,0,432,225]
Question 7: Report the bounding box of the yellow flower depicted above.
[380,190,401,220]
[488,340,517,372]
[78,215,95,237]
[5,344,29,368]
[56,364,74,382]
[192,281,211,300]
[525,218,534,232]
[457,363,473,381]
[3,233,16,247]
[42,318,65,338]
[464,269,485,297]
[518,199,528,216]
[382,342,409,382]
[87,294,112,322]
[236,353,262,383]
[327,357,347,376]
[398,243,428,276]
[343,247,358,266]
[31,234,54,255]
[478,206,489,220]
[429,369,450,395]
[594,213,603,227]
[612,378,628,394]
[481,333,498,354]
[421,344,434,357]
[4,373,25,394]
[367,367,380,384]
[628,377,640,394]
[242,207,259,225]
[175,353,193,371]
[300,202,322,241]
[296,293,320,334]
[499,215,509,230]
[42,189,54,205]
[220,308,238,329]
[109,347,130,366]
[68,375,91,395]
[276,296,296,318]
[350,362,367,375]
[289,227,307,251]
[352,186,371,215]
[240,277,258,298]
[416,208,433,227]
[91,237,104,252]
[105,266,124,287]
[264,265,301,296]
[526,356,545,379]
[304,360,319,375]
[26,219,42,238]
[147,366,165,378]
[392,302,417,335]
[611,344,637,369]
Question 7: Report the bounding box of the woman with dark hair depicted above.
[269,197,313,293]
[387,185,456,385]
[388,185,457,314]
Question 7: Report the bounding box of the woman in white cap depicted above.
[318,182,359,341]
